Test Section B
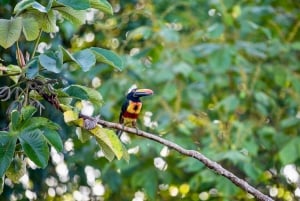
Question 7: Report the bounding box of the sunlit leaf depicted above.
[55,6,86,25]
[22,17,40,41]
[63,110,79,123]
[92,127,123,160]
[89,0,113,15]
[0,18,22,48]
[13,0,35,14]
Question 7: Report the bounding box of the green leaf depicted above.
[291,42,300,50]
[35,10,56,33]
[0,176,4,194]
[278,137,300,165]
[31,2,48,13]
[90,47,124,71]
[39,51,63,73]
[57,0,90,10]
[0,132,17,177]
[162,83,177,101]
[127,26,152,40]
[73,49,96,72]
[89,0,113,15]
[0,17,22,48]
[280,117,300,129]
[10,110,21,130]
[21,117,60,132]
[25,57,39,79]
[5,156,26,183]
[208,46,232,73]
[13,0,35,14]
[22,17,39,41]
[19,130,49,168]
[43,128,63,152]
[63,85,103,108]
[217,94,240,113]
[96,137,115,161]
[93,127,123,160]
[6,64,22,83]
[131,168,158,200]
[20,106,37,121]
[60,46,76,62]
[55,6,86,26]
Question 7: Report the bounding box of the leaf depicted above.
[35,10,56,33]
[90,47,124,71]
[63,110,79,123]
[6,64,22,83]
[131,168,158,200]
[25,57,39,79]
[10,110,21,130]
[63,85,103,108]
[0,132,17,177]
[208,46,232,73]
[43,128,63,152]
[21,117,60,132]
[31,2,48,13]
[22,17,39,41]
[73,49,96,72]
[92,127,123,160]
[39,51,63,73]
[280,117,300,129]
[5,156,26,183]
[127,26,152,40]
[60,46,76,62]
[57,0,90,10]
[55,6,86,26]
[19,130,49,168]
[21,105,37,121]
[0,17,22,48]
[0,176,3,194]
[278,137,300,165]
[13,0,35,14]
[96,137,115,161]
[89,0,113,15]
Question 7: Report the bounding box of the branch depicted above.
[80,114,274,201]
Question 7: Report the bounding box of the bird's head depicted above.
[127,88,154,100]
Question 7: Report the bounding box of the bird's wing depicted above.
[119,99,129,123]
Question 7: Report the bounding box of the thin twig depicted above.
[31,30,43,59]
[79,114,274,201]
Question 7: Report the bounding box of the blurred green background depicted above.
[1,0,300,200]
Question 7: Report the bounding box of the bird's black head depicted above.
[127,88,154,101]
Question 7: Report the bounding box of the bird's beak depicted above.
[134,89,154,97]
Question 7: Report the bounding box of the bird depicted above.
[116,88,153,137]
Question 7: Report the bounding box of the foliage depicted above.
[0,0,300,201]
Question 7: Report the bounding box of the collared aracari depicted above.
[116,88,153,137]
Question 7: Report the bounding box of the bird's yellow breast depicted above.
[127,101,142,114]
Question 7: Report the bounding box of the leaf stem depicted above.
[31,30,43,59]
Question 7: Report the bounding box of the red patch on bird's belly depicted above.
[122,111,139,119]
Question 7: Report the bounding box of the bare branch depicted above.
[79,114,274,201]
